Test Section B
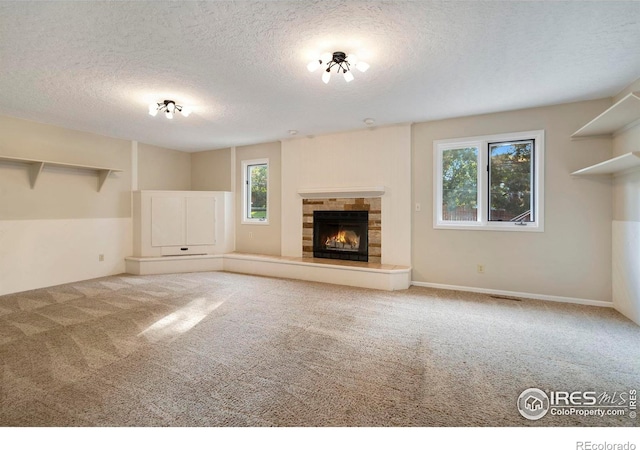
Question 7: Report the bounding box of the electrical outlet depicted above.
[98,254,104,262]
[477,264,484,274]
[415,203,421,212]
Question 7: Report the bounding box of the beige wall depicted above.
[235,142,281,255]
[137,143,191,191]
[281,125,412,266]
[0,115,131,220]
[191,148,232,191]
[412,99,613,302]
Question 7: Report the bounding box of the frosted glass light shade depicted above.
[180,106,192,117]
[307,60,321,72]
[322,71,331,84]
[356,61,370,72]
[148,103,159,116]
[321,52,332,63]
[343,71,354,82]
[165,111,174,119]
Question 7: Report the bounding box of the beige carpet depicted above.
[0,271,638,427]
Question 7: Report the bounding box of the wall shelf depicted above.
[297,186,386,199]
[572,92,640,138]
[0,155,123,192]
[571,152,640,176]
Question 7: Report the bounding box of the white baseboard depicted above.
[410,281,613,308]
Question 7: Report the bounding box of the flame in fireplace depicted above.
[325,230,360,249]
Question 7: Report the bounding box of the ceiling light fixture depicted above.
[148,100,191,119]
[307,51,369,84]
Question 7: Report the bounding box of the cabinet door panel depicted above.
[186,196,216,245]
[151,196,185,247]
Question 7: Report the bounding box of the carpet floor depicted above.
[0,271,638,427]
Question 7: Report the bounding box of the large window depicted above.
[242,159,269,224]
[434,130,544,231]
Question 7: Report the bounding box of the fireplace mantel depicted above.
[297,186,385,199]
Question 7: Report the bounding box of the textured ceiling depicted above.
[1,1,640,152]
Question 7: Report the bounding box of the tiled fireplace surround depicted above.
[302,197,382,264]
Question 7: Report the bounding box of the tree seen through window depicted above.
[248,163,267,219]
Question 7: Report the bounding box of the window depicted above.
[434,130,544,231]
[242,159,269,224]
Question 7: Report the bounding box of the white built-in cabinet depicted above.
[133,190,234,257]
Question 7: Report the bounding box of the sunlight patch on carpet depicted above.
[138,297,224,342]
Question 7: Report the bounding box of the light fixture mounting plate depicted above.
[331,51,347,63]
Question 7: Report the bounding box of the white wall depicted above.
[612,79,640,324]
[0,218,131,295]
[412,99,613,303]
[613,220,640,324]
[281,125,412,266]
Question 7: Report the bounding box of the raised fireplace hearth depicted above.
[313,210,368,261]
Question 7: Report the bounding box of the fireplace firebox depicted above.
[313,210,368,261]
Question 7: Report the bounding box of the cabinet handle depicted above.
[181,247,188,251]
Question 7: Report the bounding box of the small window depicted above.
[488,140,534,223]
[441,145,479,222]
[242,159,268,224]
[434,130,544,231]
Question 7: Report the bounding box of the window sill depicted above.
[434,223,544,232]
[242,219,270,226]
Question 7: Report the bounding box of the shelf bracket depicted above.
[97,169,112,192]
[29,162,44,189]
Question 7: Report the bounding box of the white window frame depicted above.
[433,130,544,232]
[242,158,269,225]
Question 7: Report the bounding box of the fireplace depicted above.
[313,210,368,261]
[302,197,381,264]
